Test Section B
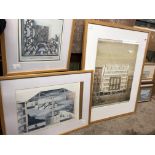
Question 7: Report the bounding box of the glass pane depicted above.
[93,39,139,107]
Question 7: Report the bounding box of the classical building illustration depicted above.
[93,64,132,106]
[17,88,75,134]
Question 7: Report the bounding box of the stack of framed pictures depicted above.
[0,19,151,134]
[0,19,94,135]
[138,63,155,103]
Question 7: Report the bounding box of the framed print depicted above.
[138,84,153,102]
[1,19,73,75]
[82,20,150,123]
[141,63,155,82]
[19,19,63,62]
[0,70,93,135]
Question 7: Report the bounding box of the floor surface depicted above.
[70,97,155,135]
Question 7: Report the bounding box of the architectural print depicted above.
[16,88,75,134]
[93,39,138,106]
[19,19,64,61]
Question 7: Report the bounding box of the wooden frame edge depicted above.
[135,30,151,112]
[0,33,8,75]
[79,82,84,119]
[62,124,89,135]
[81,20,88,70]
[85,19,151,33]
[145,62,155,65]
[88,70,94,124]
[141,79,154,83]
[5,69,68,76]
[0,87,6,134]
[67,19,76,70]
[0,70,94,81]
[140,84,154,87]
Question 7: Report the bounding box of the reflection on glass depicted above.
[93,39,139,107]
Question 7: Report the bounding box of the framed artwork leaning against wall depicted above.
[1,19,73,75]
[0,70,93,135]
[141,63,155,82]
[82,20,150,123]
[138,84,153,103]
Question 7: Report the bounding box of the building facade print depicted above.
[17,88,75,134]
[93,64,131,106]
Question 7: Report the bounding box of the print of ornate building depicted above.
[17,88,75,134]
[93,64,131,106]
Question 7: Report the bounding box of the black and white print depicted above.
[93,39,138,107]
[16,87,75,134]
[19,19,64,61]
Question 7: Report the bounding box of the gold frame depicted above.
[81,19,151,124]
[138,84,153,103]
[0,20,75,76]
[0,70,93,135]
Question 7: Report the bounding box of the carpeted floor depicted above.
[70,97,155,135]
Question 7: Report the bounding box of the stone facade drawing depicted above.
[17,88,75,134]
[93,64,132,106]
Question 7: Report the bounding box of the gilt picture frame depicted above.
[1,19,73,75]
[0,70,93,135]
[82,20,150,123]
